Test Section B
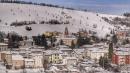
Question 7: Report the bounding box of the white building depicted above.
[0,43,8,51]
[63,57,78,66]
[24,58,35,68]
[32,54,44,68]
[86,47,108,62]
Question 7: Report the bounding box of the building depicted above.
[24,58,35,68]
[32,54,44,68]
[3,38,9,44]
[19,38,34,48]
[58,45,72,58]
[5,51,12,69]
[116,29,127,40]
[63,57,77,66]
[112,48,130,65]
[86,47,108,62]
[78,30,89,37]
[0,43,8,51]
[61,36,77,46]
[72,49,85,60]
[12,55,24,69]
[45,50,62,64]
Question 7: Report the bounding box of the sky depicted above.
[21,0,130,15]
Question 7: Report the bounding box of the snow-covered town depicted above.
[1,26,130,73]
[0,0,130,73]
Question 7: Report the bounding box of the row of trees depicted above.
[10,21,36,26]
[33,34,57,49]
[40,19,70,25]
[0,32,23,48]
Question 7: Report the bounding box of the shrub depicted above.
[25,26,32,31]
[48,19,61,24]
[40,21,45,24]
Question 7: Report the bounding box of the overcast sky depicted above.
[21,0,130,15]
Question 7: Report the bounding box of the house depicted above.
[19,38,34,48]
[5,51,12,69]
[86,47,108,62]
[44,31,60,37]
[3,38,9,44]
[112,48,130,65]
[0,51,11,62]
[63,57,78,66]
[24,58,35,68]
[0,51,6,61]
[45,50,62,64]
[72,49,85,60]
[0,43,8,51]
[78,30,89,37]
[60,36,77,46]
[116,29,127,40]
[58,45,72,58]
[32,54,44,68]
[12,55,24,69]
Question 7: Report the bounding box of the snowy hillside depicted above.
[0,3,116,38]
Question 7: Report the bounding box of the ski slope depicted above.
[0,3,117,38]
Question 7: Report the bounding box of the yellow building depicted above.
[44,31,60,37]
[45,50,62,64]
[61,37,77,46]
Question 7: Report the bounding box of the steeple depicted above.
[64,27,69,36]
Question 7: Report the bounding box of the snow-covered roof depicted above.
[115,51,129,55]
[0,43,8,46]
[58,45,69,48]
[65,57,77,60]
[82,45,94,48]
[24,58,34,62]
[45,50,62,55]
[73,49,85,54]
[12,55,24,60]
[88,47,108,53]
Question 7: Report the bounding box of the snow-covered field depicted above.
[0,3,119,38]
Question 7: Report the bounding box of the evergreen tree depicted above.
[60,39,64,45]
[77,33,91,47]
[70,40,75,49]
[0,32,5,42]
[33,34,48,49]
[99,56,110,69]
[108,42,113,60]
[122,38,129,45]
[8,33,23,48]
[50,34,56,47]
[64,27,69,36]
[77,34,82,47]
[112,34,118,44]
[99,56,103,67]
[41,34,48,49]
